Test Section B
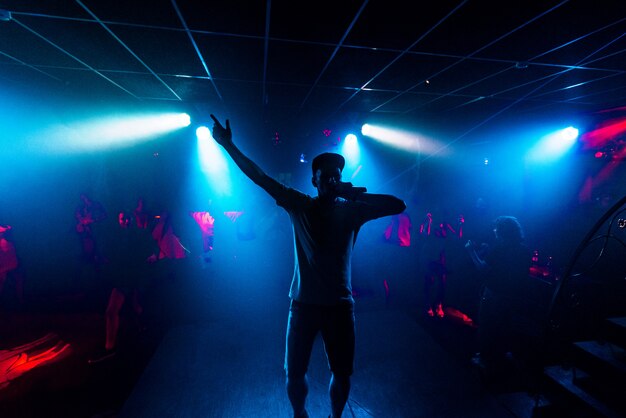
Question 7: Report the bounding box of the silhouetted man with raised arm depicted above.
[210,115,406,418]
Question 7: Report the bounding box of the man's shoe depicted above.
[87,348,116,364]
[436,304,445,318]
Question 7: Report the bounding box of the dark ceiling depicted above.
[1,0,625,144]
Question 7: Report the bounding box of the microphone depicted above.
[334,182,366,199]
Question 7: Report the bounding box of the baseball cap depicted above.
[311,152,345,174]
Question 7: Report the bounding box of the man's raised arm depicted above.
[210,114,282,198]
[353,192,407,218]
[333,179,406,218]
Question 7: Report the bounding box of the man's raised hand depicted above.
[210,114,232,146]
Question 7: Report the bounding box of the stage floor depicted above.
[1,263,540,418]
[120,306,515,418]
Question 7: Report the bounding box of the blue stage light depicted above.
[32,112,192,153]
[562,126,579,140]
[526,126,579,163]
[342,133,360,168]
[360,123,446,155]
[196,126,231,196]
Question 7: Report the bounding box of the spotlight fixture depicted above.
[562,126,579,140]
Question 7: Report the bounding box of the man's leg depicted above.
[105,288,126,350]
[286,375,309,418]
[322,305,355,418]
[285,302,317,418]
[329,373,350,418]
[89,288,125,364]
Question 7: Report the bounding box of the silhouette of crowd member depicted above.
[464,197,493,246]
[147,210,193,327]
[88,211,158,364]
[0,224,23,306]
[152,210,188,261]
[421,212,456,318]
[133,197,152,230]
[189,200,215,267]
[465,216,531,377]
[383,212,412,247]
[456,214,465,239]
[74,192,107,264]
[209,115,406,418]
[419,212,433,236]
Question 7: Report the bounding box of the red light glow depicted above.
[1,333,71,390]
[581,118,626,149]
